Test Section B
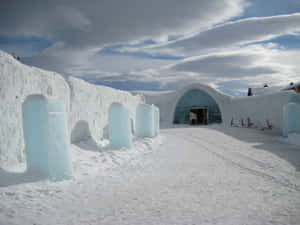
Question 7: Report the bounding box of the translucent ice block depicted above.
[22,95,73,181]
[283,102,300,137]
[46,99,73,181]
[136,104,155,137]
[153,105,160,136]
[109,103,132,149]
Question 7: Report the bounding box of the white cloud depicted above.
[135,44,300,92]
[138,13,300,56]
[0,0,247,48]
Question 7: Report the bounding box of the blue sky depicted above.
[0,0,299,96]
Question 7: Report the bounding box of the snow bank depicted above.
[0,50,143,169]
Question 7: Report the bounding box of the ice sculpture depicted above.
[153,105,160,136]
[136,104,155,137]
[283,102,300,137]
[22,95,73,181]
[109,103,132,149]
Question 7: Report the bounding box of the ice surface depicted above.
[283,102,300,137]
[22,95,73,181]
[153,105,160,136]
[174,88,222,124]
[136,104,155,137]
[109,103,132,149]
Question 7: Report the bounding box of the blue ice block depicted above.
[109,103,132,149]
[290,93,300,104]
[136,104,155,137]
[283,102,300,137]
[153,105,160,136]
[22,95,73,181]
[46,99,73,181]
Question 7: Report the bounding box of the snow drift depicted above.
[0,50,143,169]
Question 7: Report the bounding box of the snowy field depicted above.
[0,126,300,225]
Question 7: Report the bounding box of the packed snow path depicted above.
[1,126,300,225]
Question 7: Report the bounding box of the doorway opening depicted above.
[173,89,222,125]
[189,108,208,125]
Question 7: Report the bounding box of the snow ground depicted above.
[0,126,300,225]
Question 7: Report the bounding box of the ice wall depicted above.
[23,95,73,180]
[140,84,232,127]
[0,51,70,168]
[67,77,142,144]
[109,103,132,148]
[136,104,155,137]
[140,84,295,132]
[0,50,144,169]
[230,91,294,132]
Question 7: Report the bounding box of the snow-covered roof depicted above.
[282,81,300,90]
[249,81,300,96]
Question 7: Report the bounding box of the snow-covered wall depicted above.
[67,77,142,144]
[0,51,143,169]
[141,84,296,133]
[141,84,232,126]
[0,51,70,168]
[229,92,295,132]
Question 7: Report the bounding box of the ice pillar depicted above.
[136,104,155,137]
[153,105,160,136]
[22,95,73,181]
[283,102,300,137]
[109,103,132,149]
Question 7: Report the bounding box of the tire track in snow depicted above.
[185,133,300,192]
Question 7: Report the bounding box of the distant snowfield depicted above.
[1,126,300,225]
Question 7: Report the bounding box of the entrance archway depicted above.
[173,89,222,125]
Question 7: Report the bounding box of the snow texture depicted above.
[283,103,300,137]
[136,104,155,138]
[109,103,132,149]
[141,83,297,132]
[0,50,143,169]
[22,95,73,181]
[1,126,299,225]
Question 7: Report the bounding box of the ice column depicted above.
[136,104,155,137]
[22,95,73,181]
[109,103,132,149]
[283,102,300,137]
[153,105,160,136]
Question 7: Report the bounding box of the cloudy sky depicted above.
[1,0,300,96]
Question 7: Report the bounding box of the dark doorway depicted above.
[189,108,208,125]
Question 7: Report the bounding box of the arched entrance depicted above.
[173,89,222,125]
